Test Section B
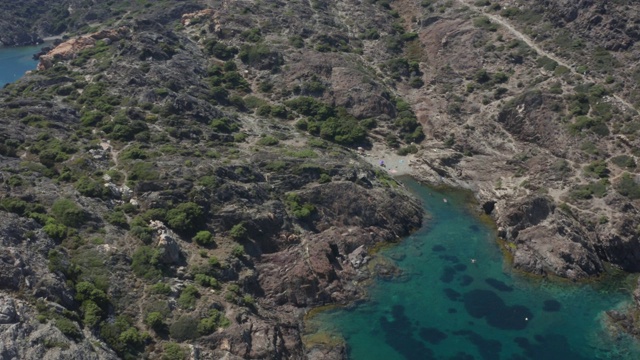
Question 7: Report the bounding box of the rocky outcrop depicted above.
[38,27,130,70]
[181,9,215,27]
[530,0,639,51]
[495,196,603,279]
[150,220,183,264]
[0,296,118,359]
[258,182,422,306]
[496,90,574,156]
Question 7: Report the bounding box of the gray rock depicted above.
[0,297,17,324]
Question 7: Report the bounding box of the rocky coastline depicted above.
[1,0,640,358]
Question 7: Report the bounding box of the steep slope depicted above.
[0,0,425,358]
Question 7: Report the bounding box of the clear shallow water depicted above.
[308,178,640,360]
[0,43,45,87]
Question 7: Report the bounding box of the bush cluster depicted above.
[615,173,640,199]
[287,97,367,146]
[285,193,316,220]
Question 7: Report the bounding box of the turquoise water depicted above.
[0,43,45,87]
[308,178,640,359]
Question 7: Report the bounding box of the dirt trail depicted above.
[103,140,130,184]
[459,0,637,112]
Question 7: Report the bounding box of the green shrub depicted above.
[177,285,199,310]
[285,96,327,116]
[259,81,273,92]
[194,273,219,288]
[473,16,498,32]
[257,136,279,146]
[145,312,165,330]
[131,246,162,280]
[229,223,248,240]
[615,173,640,199]
[318,173,332,184]
[474,69,491,83]
[383,58,410,79]
[120,146,149,160]
[569,180,608,200]
[285,193,316,220]
[210,86,229,102]
[240,28,262,42]
[289,35,305,48]
[81,300,103,327]
[319,116,367,145]
[570,116,609,136]
[198,175,218,188]
[223,61,237,72]
[409,77,424,88]
[210,117,239,133]
[256,105,272,116]
[493,72,509,84]
[192,230,214,246]
[103,114,148,141]
[43,221,69,241]
[130,225,154,244]
[106,211,128,228]
[75,281,108,306]
[150,283,172,295]
[537,56,558,71]
[76,176,109,198]
[169,315,198,341]
[80,111,105,126]
[197,309,230,335]
[55,317,82,340]
[100,316,144,358]
[231,244,245,258]
[397,144,419,155]
[203,39,238,60]
[222,71,250,91]
[584,160,609,178]
[162,342,187,360]
[166,202,205,234]
[208,257,220,268]
[264,161,287,172]
[128,162,159,181]
[0,197,45,216]
[51,198,86,228]
[611,155,636,169]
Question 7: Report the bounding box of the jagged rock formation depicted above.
[38,27,130,70]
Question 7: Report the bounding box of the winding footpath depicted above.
[459,0,637,112]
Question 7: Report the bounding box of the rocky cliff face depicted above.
[2,0,640,358]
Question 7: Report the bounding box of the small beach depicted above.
[360,143,417,176]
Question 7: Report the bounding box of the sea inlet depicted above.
[307,177,640,359]
[0,42,47,87]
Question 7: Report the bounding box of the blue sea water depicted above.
[308,178,640,359]
[0,43,45,87]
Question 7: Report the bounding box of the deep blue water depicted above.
[307,178,640,359]
[0,43,45,87]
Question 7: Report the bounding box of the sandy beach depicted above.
[360,143,417,177]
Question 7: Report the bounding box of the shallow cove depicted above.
[307,177,640,359]
[0,43,46,87]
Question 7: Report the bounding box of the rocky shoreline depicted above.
[1,0,640,358]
